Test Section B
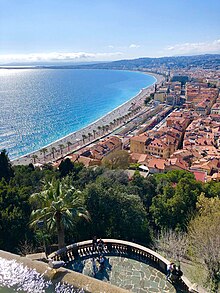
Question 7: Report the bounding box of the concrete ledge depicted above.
[0,250,129,293]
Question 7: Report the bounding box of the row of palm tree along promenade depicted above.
[12,72,165,166]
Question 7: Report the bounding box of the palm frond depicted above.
[29,178,90,247]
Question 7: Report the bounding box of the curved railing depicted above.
[48,239,195,292]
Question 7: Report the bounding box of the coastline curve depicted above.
[12,71,164,166]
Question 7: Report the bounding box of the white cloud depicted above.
[0,51,123,63]
[165,39,220,55]
[129,44,140,49]
[107,44,141,50]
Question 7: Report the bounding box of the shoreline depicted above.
[12,71,164,166]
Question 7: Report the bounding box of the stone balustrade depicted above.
[48,239,195,292]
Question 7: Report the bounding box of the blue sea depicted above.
[0,69,155,159]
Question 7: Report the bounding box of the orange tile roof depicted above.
[138,154,150,164]
[191,171,207,182]
[78,156,100,167]
[148,158,166,170]
[130,133,148,143]
[130,152,143,162]
[166,157,189,170]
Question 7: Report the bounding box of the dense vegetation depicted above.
[0,149,219,290]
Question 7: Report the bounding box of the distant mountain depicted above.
[1,54,219,71]
[72,54,220,71]
[0,61,105,67]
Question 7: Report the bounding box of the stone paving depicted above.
[68,256,177,293]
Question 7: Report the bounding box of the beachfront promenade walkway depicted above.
[49,239,194,293]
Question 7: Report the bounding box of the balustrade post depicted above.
[107,243,112,253]
[127,245,132,256]
[71,244,79,259]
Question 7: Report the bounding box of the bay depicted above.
[0,69,155,159]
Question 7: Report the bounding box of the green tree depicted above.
[129,173,157,210]
[203,181,220,198]
[144,96,152,105]
[51,147,56,160]
[58,144,64,156]
[0,149,14,182]
[188,194,220,292]
[31,154,38,164]
[75,166,104,189]
[83,181,150,244]
[30,178,90,249]
[67,141,72,152]
[102,150,129,170]
[11,164,56,192]
[101,169,129,186]
[150,171,202,230]
[82,134,87,144]
[97,126,102,134]
[0,179,33,251]
[88,132,92,141]
[102,125,106,134]
[59,158,74,177]
[41,148,48,160]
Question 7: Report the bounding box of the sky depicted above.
[0,0,220,64]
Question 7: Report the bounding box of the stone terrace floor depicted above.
[68,256,178,293]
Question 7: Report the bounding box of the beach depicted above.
[12,72,164,166]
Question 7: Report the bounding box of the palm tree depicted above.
[88,132,92,141]
[97,126,102,135]
[67,141,72,152]
[30,178,90,249]
[51,147,56,159]
[59,144,64,156]
[82,134,87,144]
[32,154,38,164]
[93,129,96,139]
[102,125,106,134]
[41,148,48,160]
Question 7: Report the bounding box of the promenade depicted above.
[12,72,164,166]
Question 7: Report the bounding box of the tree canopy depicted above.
[1,148,220,293]
[0,149,14,182]
[188,194,220,292]
[102,150,130,169]
[30,178,89,249]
